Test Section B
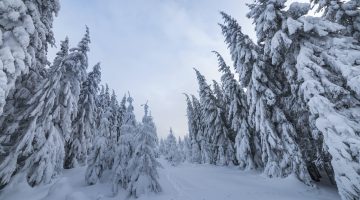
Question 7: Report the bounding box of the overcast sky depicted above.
[49,0,309,138]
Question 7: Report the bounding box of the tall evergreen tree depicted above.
[116,94,127,142]
[107,90,120,166]
[159,138,166,156]
[183,135,192,162]
[127,103,161,198]
[164,128,182,166]
[65,63,101,168]
[214,52,257,170]
[184,94,201,163]
[191,95,208,164]
[178,136,186,162]
[194,69,235,165]
[193,72,214,164]
[270,2,360,199]
[121,93,137,142]
[0,27,90,187]
[60,27,91,168]
[221,5,311,184]
[0,2,62,165]
[112,93,137,193]
[220,1,360,198]
[0,0,60,115]
[85,84,112,185]
[212,80,236,166]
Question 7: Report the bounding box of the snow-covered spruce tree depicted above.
[85,85,104,184]
[0,4,62,182]
[261,2,360,199]
[194,69,235,165]
[311,0,360,40]
[127,103,161,198]
[194,70,217,164]
[120,93,137,148]
[103,85,116,168]
[65,63,101,168]
[184,94,201,163]
[110,91,119,140]
[212,80,236,166]
[191,95,208,164]
[257,2,333,184]
[39,29,89,176]
[214,51,257,170]
[0,28,90,187]
[60,27,91,169]
[108,90,120,164]
[0,38,68,188]
[85,84,113,185]
[178,137,186,162]
[112,93,138,194]
[212,80,226,110]
[85,64,102,153]
[153,124,160,158]
[183,135,192,162]
[164,128,182,166]
[85,133,107,185]
[159,138,166,156]
[221,6,312,184]
[117,94,127,141]
[0,0,60,115]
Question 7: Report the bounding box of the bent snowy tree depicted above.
[0,28,89,187]
[185,1,360,200]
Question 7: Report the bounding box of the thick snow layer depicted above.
[0,158,340,200]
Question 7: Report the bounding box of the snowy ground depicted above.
[1,158,340,200]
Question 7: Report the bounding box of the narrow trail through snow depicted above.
[1,158,340,200]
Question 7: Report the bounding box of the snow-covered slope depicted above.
[0,158,340,200]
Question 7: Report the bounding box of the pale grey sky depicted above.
[49,0,309,138]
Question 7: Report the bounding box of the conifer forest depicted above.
[0,0,359,200]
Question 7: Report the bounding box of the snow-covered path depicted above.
[156,158,340,200]
[1,158,340,200]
